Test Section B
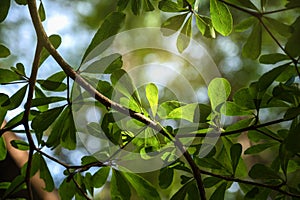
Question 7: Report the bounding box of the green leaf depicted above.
[117,0,130,11]
[3,175,25,198]
[177,15,192,53]
[39,35,62,67]
[37,71,67,91]
[38,1,46,22]
[242,22,262,59]
[249,164,282,180]
[0,137,7,161]
[257,64,289,92]
[159,167,174,189]
[263,17,292,37]
[38,154,55,191]
[158,0,189,12]
[131,0,142,15]
[208,78,231,111]
[15,0,27,5]
[92,167,110,188]
[195,15,216,38]
[210,0,233,36]
[220,101,252,116]
[285,17,300,57]
[144,0,155,12]
[82,12,126,62]
[84,53,123,74]
[31,96,66,107]
[146,83,159,117]
[230,143,242,175]
[0,44,10,57]
[111,169,131,200]
[170,180,194,200]
[2,85,27,110]
[167,103,198,122]
[123,171,160,200]
[161,13,188,36]
[111,69,141,105]
[233,88,255,109]
[203,177,222,188]
[31,106,65,132]
[235,17,256,32]
[59,178,77,200]
[157,101,181,118]
[284,106,300,120]
[195,157,225,170]
[0,0,10,23]
[60,106,77,150]
[225,0,258,10]
[284,123,300,153]
[286,0,300,8]
[0,68,23,84]
[259,53,290,64]
[10,140,29,151]
[244,142,278,155]
[209,182,227,200]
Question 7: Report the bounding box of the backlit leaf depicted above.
[177,15,192,53]
[146,83,159,117]
[161,13,188,36]
[210,0,233,36]
[159,0,189,12]
[167,103,198,122]
[235,17,256,32]
[0,68,23,84]
[208,78,231,111]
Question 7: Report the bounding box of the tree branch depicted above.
[26,0,207,198]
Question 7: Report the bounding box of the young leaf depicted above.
[209,182,227,200]
[167,103,198,122]
[259,53,289,64]
[244,142,278,155]
[208,78,231,111]
[230,143,242,175]
[210,0,233,36]
[38,1,46,22]
[146,83,159,117]
[123,171,160,200]
[159,167,174,189]
[242,22,262,59]
[249,164,282,180]
[161,13,188,36]
[0,137,7,161]
[10,140,29,151]
[0,0,10,23]
[92,167,110,188]
[177,15,192,53]
[0,44,10,58]
[111,169,131,200]
[82,12,126,62]
[39,34,61,66]
[2,85,27,110]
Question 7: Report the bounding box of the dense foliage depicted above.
[0,0,300,199]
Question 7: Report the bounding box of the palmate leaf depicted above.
[259,53,289,64]
[195,14,216,38]
[210,0,233,36]
[92,167,110,188]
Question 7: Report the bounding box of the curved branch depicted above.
[26,0,207,198]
